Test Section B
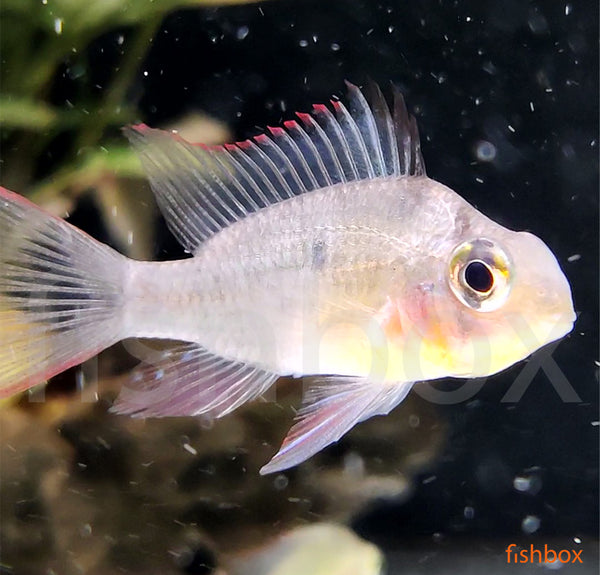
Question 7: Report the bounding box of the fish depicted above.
[0,82,575,474]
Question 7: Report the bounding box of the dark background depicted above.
[58,0,598,559]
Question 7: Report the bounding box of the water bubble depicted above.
[475,140,497,162]
[463,506,475,519]
[299,39,308,48]
[521,514,541,534]
[331,42,340,51]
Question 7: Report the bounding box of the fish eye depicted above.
[448,238,512,312]
[464,260,494,293]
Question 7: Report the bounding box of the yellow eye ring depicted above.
[448,238,512,312]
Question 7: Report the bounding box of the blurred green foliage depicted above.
[0,0,263,206]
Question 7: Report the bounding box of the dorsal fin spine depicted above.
[283,119,331,188]
[268,126,320,190]
[297,112,342,185]
[312,103,358,181]
[243,139,294,201]
[226,144,280,206]
[203,149,250,216]
[332,100,374,179]
[253,133,308,197]
[345,81,386,177]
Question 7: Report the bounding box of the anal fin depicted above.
[111,341,279,418]
[260,377,413,474]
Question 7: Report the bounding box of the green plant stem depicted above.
[74,14,163,152]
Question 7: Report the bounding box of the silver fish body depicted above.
[0,82,575,473]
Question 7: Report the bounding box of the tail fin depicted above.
[0,187,127,397]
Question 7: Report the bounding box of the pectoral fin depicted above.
[260,377,413,475]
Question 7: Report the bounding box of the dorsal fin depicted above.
[125,82,426,253]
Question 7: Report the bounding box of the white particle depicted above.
[466,16,472,22]
[127,231,134,245]
[422,475,436,485]
[75,370,85,391]
[475,177,484,183]
[408,414,420,428]
[182,443,197,455]
[530,101,535,111]
[273,474,289,490]
[565,4,572,16]
[513,476,531,492]
[236,26,249,40]
[388,25,395,33]
[54,18,63,35]
[312,34,318,43]
[594,360,600,367]
[567,254,581,262]
[573,537,582,544]
[591,421,599,427]
[143,70,148,77]
[117,34,124,45]
[521,515,541,534]
[42,0,47,4]
[508,124,516,133]
[366,28,374,35]
[513,474,542,495]
[343,452,365,478]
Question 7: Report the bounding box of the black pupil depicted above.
[464,261,494,293]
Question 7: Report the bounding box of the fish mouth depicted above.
[521,310,575,354]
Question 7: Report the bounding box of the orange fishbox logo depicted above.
[506,544,583,564]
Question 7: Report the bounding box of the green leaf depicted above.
[0,97,58,130]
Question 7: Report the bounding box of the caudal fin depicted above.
[0,187,128,397]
